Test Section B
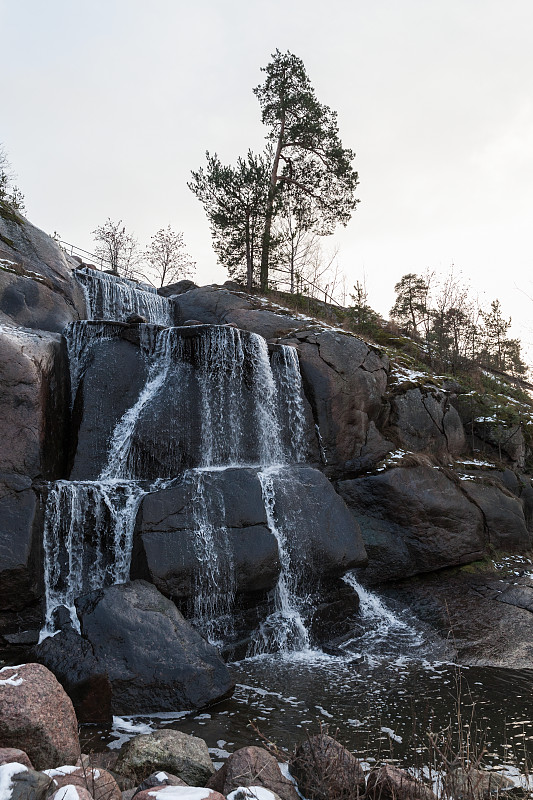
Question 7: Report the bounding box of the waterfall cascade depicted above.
[76,266,173,325]
[42,271,312,652]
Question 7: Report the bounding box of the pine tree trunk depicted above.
[245,217,253,292]
[260,116,285,292]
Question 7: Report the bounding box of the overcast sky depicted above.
[2,1,533,357]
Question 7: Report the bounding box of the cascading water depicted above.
[42,269,312,649]
[187,470,235,644]
[40,480,145,640]
[271,345,307,463]
[76,266,173,325]
[341,571,424,657]
[251,468,311,655]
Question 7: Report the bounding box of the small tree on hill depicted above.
[189,150,269,291]
[390,273,430,336]
[0,145,25,211]
[92,218,139,278]
[143,226,195,288]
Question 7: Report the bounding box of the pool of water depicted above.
[80,580,533,787]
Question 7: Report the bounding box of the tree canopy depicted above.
[189,50,358,291]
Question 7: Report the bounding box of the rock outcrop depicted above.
[0,204,86,333]
[132,466,367,604]
[33,581,234,719]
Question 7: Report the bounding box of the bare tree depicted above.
[0,144,25,211]
[142,226,196,288]
[92,218,140,278]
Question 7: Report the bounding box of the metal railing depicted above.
[57,240,109,269]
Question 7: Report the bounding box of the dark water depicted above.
[80,581,533,789]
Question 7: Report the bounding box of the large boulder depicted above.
[0,206,86,332]
[131,468,280,600]
[115,729,214,786]
[132,466,367,606]
[0,750,33,769]
[290,734,365,800]
[0,663,80,770]
[68,580,234,715]
[0,325,70,479]
[208,746,299,800]
[31,629,112,723]
[460,479,531,551]
[337,465,487,582]
[282,330,390,476]
[170,286,303,340]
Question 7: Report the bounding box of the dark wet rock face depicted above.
[283,329,391,476]
[0,475,40,611]
[0,326,70,479]
[46,580,234,718]
[0,206,86,332]
[386,386,465,459]
[132,466,367,606]
[338,465,488,583]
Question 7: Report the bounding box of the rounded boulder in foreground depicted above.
[0,664,80,771]
[115,730,214,787]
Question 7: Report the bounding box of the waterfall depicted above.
[251,468,311,655]
[40,480,145,640]
[271,345,307,463]
[342,572,423,651]
[42,272,312,648]
[76,267,173,325]
[188,470,235,645]
[197,327,284,468]
[100,329,180,480]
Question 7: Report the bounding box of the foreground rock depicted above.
[115,729,214,786]
[133,789,224,800]
[290,734,365,800]
[132,771,187,796]
[43,766,121,800]
[366,765,436,800]
[0,763,53,800]
[0,664,79,770]
[208,747,299,800]
[0,751,34,772]
[33,581,234,719]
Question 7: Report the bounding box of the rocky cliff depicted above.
[2,209,533,693]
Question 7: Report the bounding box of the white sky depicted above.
[2,1,533,359]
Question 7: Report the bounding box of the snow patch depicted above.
[147,788,212,800]
[43,767,79,778]
[227,788,280,800]
[52,787,82,800]
[380,726,403,743]
[0,763,29,800]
